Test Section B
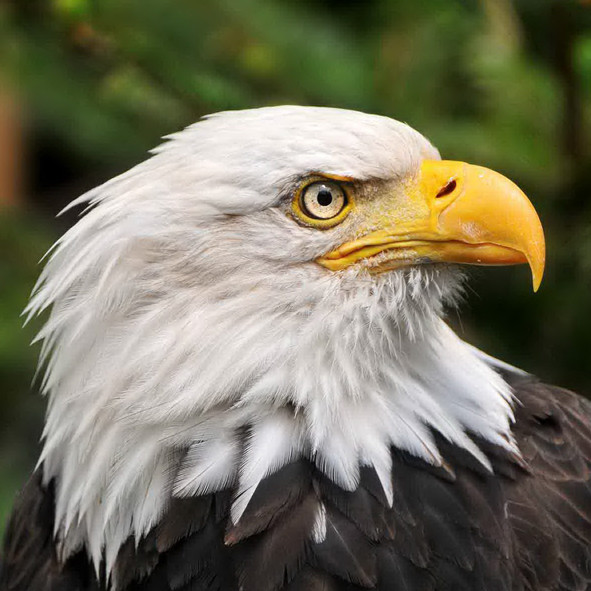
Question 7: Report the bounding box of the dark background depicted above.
[1,0,590,533]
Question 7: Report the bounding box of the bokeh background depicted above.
[1,0,591,533]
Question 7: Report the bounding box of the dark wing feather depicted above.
[233,491,317,591]
[0,472,98,591]
[311,502,377,588]
[224,460,313,545]
[503,374,591,591]
[155,496,213,553]
[283,568,339,591]
[317,471,387,541]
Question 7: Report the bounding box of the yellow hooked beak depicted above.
[317,160,546,291]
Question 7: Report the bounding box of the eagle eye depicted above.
[299,180,348,219]
[291,177,353,228]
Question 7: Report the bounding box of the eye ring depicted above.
[292,178,353,228]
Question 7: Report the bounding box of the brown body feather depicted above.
[2,372,591,591]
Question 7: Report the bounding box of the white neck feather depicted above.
[30,233,515,575]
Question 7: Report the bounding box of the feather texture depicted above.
[1,107,564,590]
[3,374,591,590]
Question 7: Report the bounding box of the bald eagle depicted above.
[1,106,590,591]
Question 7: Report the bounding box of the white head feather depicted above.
[26,106,516,576]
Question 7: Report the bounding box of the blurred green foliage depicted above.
[0,214,53,531]
[1,0,591,531]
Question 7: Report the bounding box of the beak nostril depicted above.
[436,179,457,198]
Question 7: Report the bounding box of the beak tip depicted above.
[531,264,544,293]
[527,234,545,294]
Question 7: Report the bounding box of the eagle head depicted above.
[28,106,545,570]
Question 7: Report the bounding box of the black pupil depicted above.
[317,188,334,207]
